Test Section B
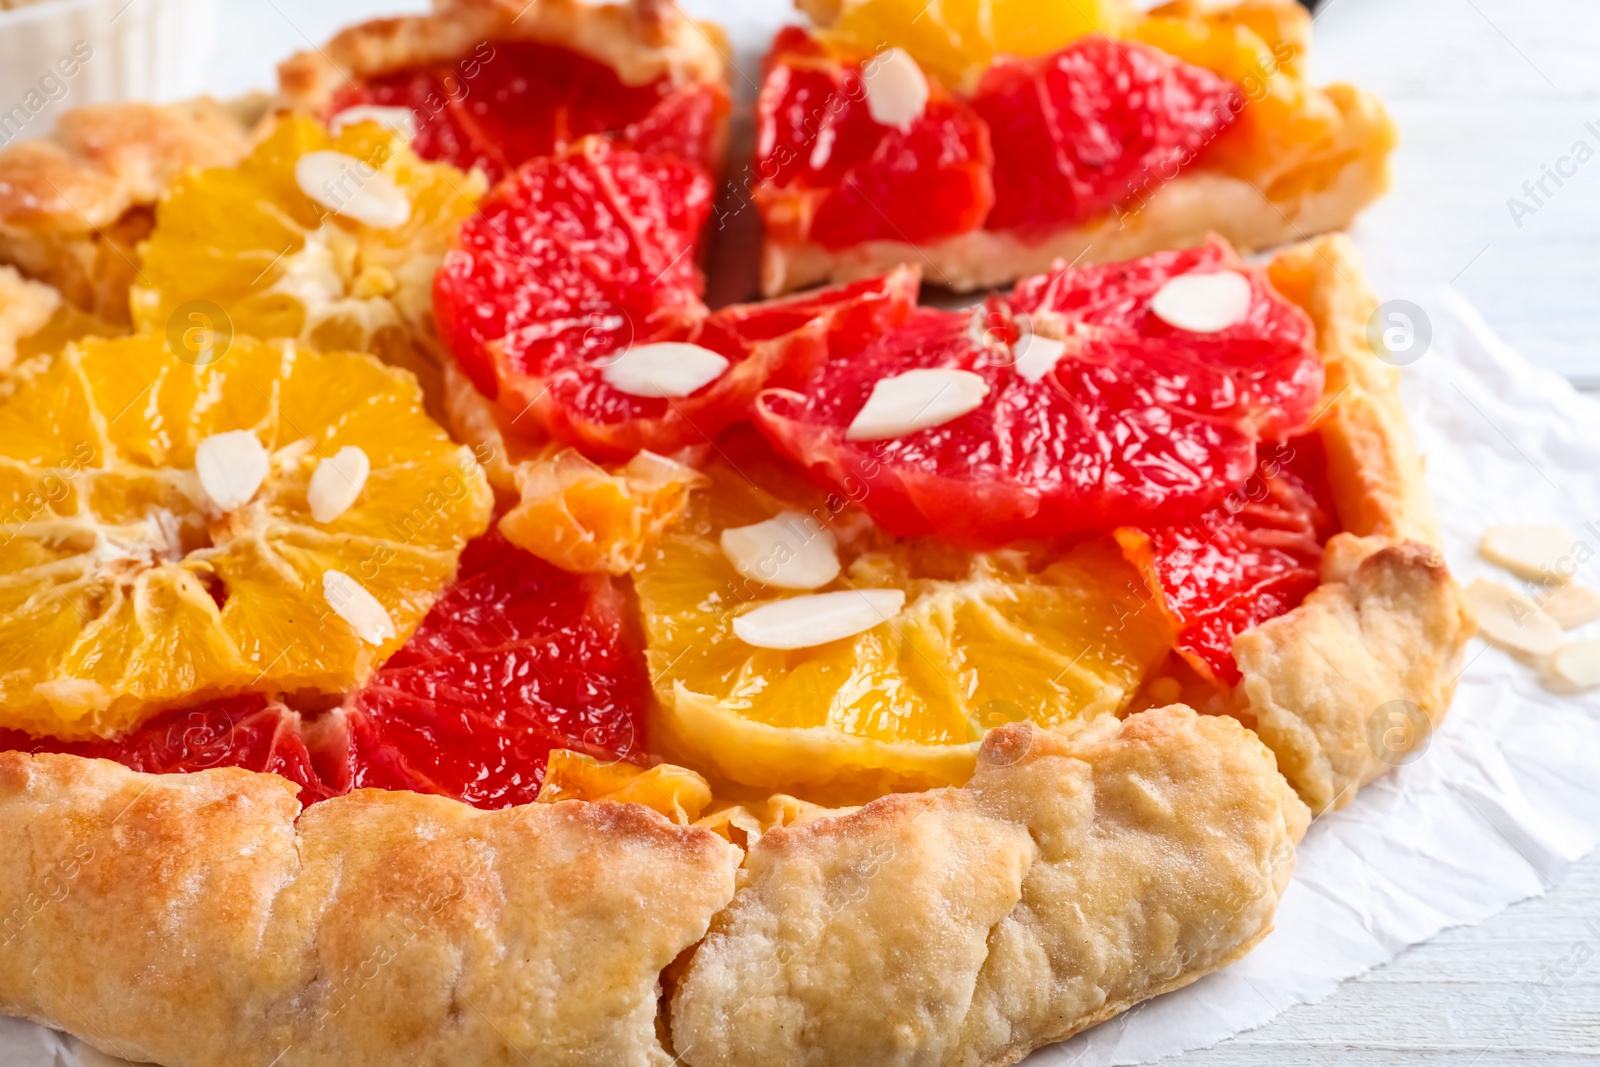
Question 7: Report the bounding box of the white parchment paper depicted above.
[7,294,1600,1067]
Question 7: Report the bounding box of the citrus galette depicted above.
[0,1,1469,1066]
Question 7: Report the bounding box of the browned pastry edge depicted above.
[0,96,265,321]
[760,75,1396,294]
[1232,234,1473,814]
[0,752,741,1067]
[669,708,1310,1067]
[277,0,730,110]
[0,710,1307,1067]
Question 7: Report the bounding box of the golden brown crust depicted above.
[278,0,730,111]
[670,709,1310,1067]
[1229,235,1473,814]
[0,752,740,1067]
[762,82,1394,294]
[0,97,264,321]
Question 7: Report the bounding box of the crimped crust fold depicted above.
[1230,235,1474,814]
[670,709,1310,1067]
[0,753,740,1067]
[277,0,730,109]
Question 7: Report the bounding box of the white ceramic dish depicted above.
[0,0,217,147]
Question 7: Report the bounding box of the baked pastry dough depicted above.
[0,709,1305,1067]
[0,97,264,323]
[278,0,729,111]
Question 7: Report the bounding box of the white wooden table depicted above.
[202,0,1600,1062]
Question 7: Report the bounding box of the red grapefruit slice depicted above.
[972,35,1239,235]
[434,138,920,459]
[752,239,1321,547]
[1119,435,1338,685]
[755,27,993,250]
[327,40,727,183]
[3,533,649,810]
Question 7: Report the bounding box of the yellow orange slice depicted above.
[0,332,491,739]
[130,114,483,368]
[633,445,1175,800]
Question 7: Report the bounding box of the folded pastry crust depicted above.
[277,0,730,110]
[671,709,1308,1067]
[0,97,264,323]
[1233,235,1474,813]
[0,751,740,1067]
[0,710,1306,1067]
[763,84,1396,294]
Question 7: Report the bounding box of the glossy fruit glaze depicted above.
[327,39,726,184]
[755,28,1239,249]
[754,240,1322,547]
[0,533,649,809]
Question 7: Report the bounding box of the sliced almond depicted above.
[721,511,841,590]
[1548,639,1600,690]
[1480,524,1578,582]
[600,342,729,399]
[1543,583,1600,630]
[330,104,418,141]
[295,150,411,230]
[732,589,906,650]
[1466,578,1564,656]
[846,368,989,441]
[195,430,269,512]
[1150,271,1253,333]
[323,569,396,646]
[307,445,371,524]
[862,47,929,130]
[1013,331,1068,384]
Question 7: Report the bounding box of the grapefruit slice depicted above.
[326,39,729,184]
[633,436,1175,799]
[756,28,993,251]
[1118,435,1338,685]
[0,333,491,739]
[753,239,1321,547]
[433,138,920,460]
[972,35,1239,235]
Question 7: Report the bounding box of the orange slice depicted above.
[633,438,1175,799]
[130,114,482,367]
[0,333,491,739]
[801,0,1130,89]
[441,361,702,576]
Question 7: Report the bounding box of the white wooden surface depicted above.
[201,0,1600,1062]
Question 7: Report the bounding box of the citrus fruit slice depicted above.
[131,114,482,363]
[754,240,1321,547]
[326,39,729,184]
[799,0,1129,90]
[756,28,993,251]
[633,436,1175,799]
[0,332,491,739]
[1118,435,1337,686]
[433,138,920,459]
[972,35,1239,235]
[316,531,650,809]
[432,137,713,409]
